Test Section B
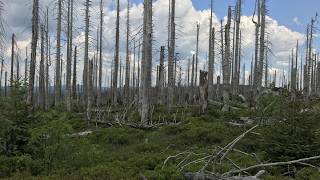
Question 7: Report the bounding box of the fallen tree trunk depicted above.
[223,155,320,177]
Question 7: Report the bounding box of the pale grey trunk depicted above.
[258,0,266,92]
[112,0,120,104]
[159,46,165,104]
[84,0,90,108]
[10,34,15,86]
[55,0,62,106]
[27,0,39,107]
[66,0,74,111]
[232,0,241,95]
[72,46,77,99]
[98,0,103,104]
[140,0,152,124]
[199,71,208,114]
[208,0,214,97]
[195,23,200,86]
[39,25,45,109]
[253,0,261,96]
[125,0,131,102]
[45,8,50,110]
[168,0,175,109]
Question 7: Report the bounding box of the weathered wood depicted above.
[27,0,39,107]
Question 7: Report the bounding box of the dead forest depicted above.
[1,0,320,179]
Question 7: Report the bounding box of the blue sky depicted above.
[131,0,319,33]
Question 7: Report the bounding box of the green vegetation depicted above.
[0,86,320,179]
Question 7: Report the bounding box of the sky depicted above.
[0,0,319,86]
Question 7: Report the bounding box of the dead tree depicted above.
[55,0,62,106]
[45,8,50,110]
[10,34,15,86]
[66,0,74,111]
[39,25,45,109]
[199,71,208,114]
[27,0,39,107]
[232,0,242,96]
[0,54,3,93]
[252,0,261,96]
[72,46,77,99]
[24,47,28,84]
[83,0,90,109]
[208,0,214,98]
[4,71,7,96]
[140,0,153,125]
[112,0,120,104]
[195,23,200,86]
[159,46,165,104]
[168,0,176,110]
[258,0,266,91]
[98,0,104,104]
[124,0,131,103]
[222,7,232,111]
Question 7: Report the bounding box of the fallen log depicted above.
[223,156,320,177]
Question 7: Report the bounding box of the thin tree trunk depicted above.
[98,0,103,104]
[112,0,120,104]
[39,25,45,109]
[232,0,241,95]
[66,0,73,111]
[253,0,261,97]
[168,0,176,110]
[72,46,77,99]
[84,0,90,109]
[27,0,39,108]
[10,34,15,86]
[125,0,131,103]
[258,0,266,92]
[195,23,200,86]
[208,0,215,98]
[55,0,62,106]
[45,8,50,110]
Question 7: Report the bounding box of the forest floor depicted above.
[1,92,320,179]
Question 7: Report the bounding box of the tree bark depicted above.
[27,0,39,108]
[140,0,153,125]
[55,0,62,106]
[168,0,176,110]
[39,25,45,110]
[84,0,90,108]
[112,0,120,104]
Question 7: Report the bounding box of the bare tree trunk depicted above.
[0,54,3,94]
[27,0,39,108]
[72,46,77,100]
[84,0,90,109]
[253,0,261,97]
[98,0,103,105]
[87,59,93,123]
[208,0,214,98]
[112,0,120,104]
[66,0,74,111]
[55,0,62,106]
[168,0,175,110]
[258,0,266,92]
[124,0,131,103]
[232,0,241,96]
[45,8,50,110]
[10,34,15,86]
[24,47,28,84]
[222,7,232,111]
[195,23,200,86]
[39,25,45,109]
[199,71,208,114]
[140,0,153,125]
[5,71,7,96]
[159,46,165,104]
